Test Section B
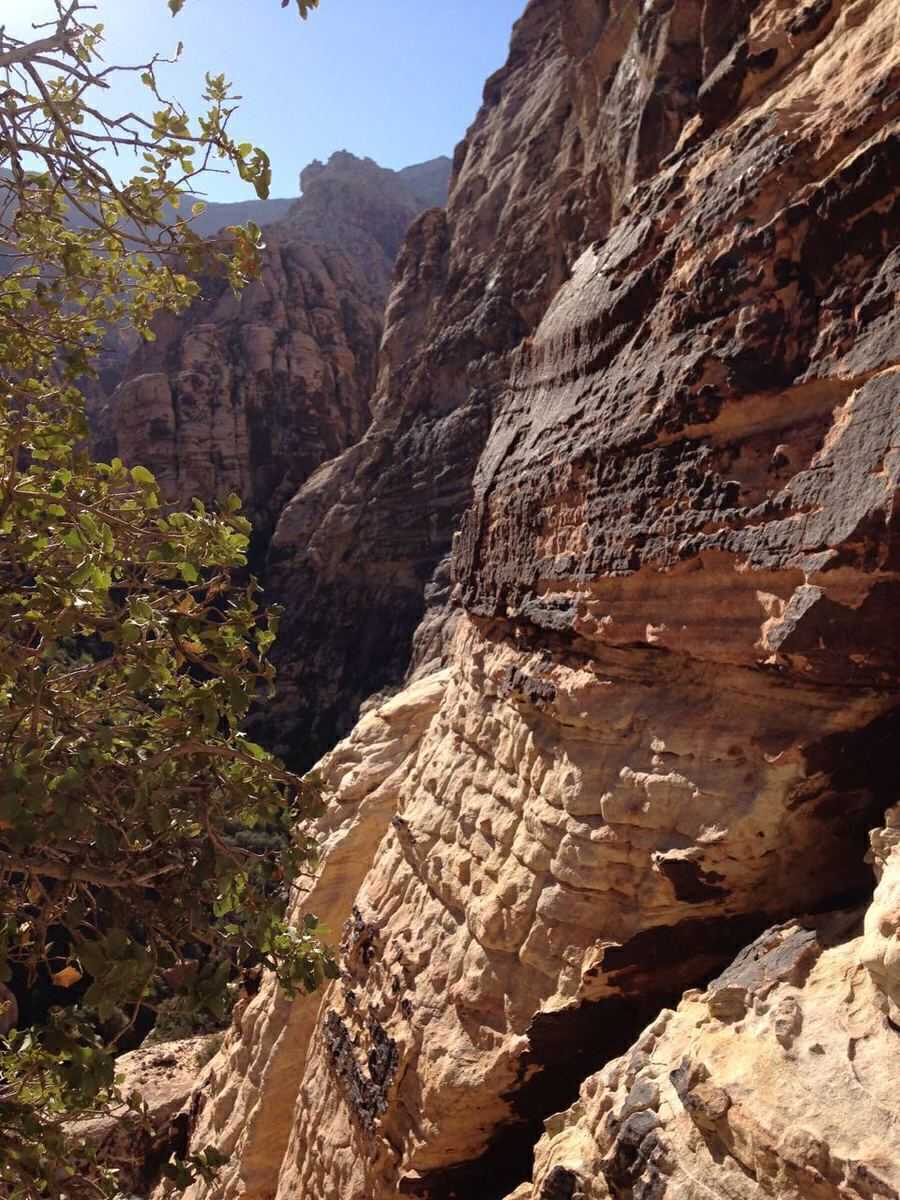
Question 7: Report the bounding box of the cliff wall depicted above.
[91,153,451,556]
[266,0,604,758]
[513,810,900,1200]
[149,0,898,1196]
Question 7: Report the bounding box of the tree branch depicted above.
[0,32,73,71]
[0,854,182,889]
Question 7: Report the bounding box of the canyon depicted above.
[99,0,900,1197]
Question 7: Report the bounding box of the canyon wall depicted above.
[138,0,899,1196]
[265,0,604,758]
[91,152,450,556]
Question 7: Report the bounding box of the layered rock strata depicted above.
[180,630,899,1200]
[267,0,607,759]
[166,0,900,1197]
[91,152,450,549]
[509,811,900,1200]
[264,0,900,762]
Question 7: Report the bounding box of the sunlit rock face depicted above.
[511,819,900,1200]
[165,0,900,1197]
[860,804,900,1025]
[170,674,449,1200]
[75,1035,217,1195]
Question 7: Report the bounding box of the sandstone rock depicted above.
[267,0,900,765]
[91,152,450,550]
[173,1,900,1197]
[261,614,896,1200]
[71,1035,217,1195]
[860,809,900,1025]
[171,672,448,1200]
[511,883,900,1200]
[265,0,594,761]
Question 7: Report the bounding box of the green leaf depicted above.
[0,5,330,1183]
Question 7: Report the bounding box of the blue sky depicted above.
[12,0,526,201]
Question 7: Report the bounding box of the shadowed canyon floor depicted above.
[99,0,900,1197]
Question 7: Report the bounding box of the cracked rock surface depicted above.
[513,821,900,1200]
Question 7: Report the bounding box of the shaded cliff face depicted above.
[268,0,601,761]
[91,152,451,548]
[174,2,900,1200]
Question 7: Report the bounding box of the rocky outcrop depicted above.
[161,0,900,1197]
[221,619,895,1200]
[398,159,459,211]
[72,1035,217,1195]
[91,152,451,550]
[174,674,448,1200]
[179,634,899,1200]
[510,815,900,1200]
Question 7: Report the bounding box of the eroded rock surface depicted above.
[91,152,450,550]
[266,0,900,765]
[172,0,899,1197]
[860,804,900,1026]
[266,0,599,760]
[173,673,448,1200]
[512,824,900,1200]
[73,1035,217,1196]
[265,618,897,1200]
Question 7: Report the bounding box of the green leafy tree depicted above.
[0,2,334,1195]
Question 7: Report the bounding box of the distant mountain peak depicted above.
[298,150,451,208]
[175,151,452,242]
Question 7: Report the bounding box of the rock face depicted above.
[73,1035,218,1195]
[514,819,900,1200]
[150,0,900,1198]
[272,0,900,761]
[91,152,451,550]
[266,0,603,759]
[174,675,448,1200]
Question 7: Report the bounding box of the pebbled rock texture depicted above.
[175,0,900,1198]
[255,616,897,1200]
[511,821,900,1200]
